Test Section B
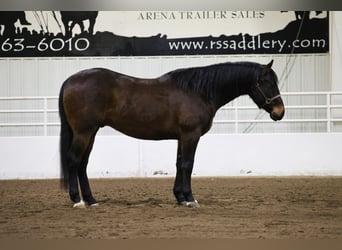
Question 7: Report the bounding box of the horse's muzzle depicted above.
[270,104,285,121]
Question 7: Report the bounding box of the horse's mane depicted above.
[164,61,264,100]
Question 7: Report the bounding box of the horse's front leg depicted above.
[173,134,200,208]
[173,141,186,203]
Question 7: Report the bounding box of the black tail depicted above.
[59,81,72,190]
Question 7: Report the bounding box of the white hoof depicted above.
[73,200,86,208]
[180,200,200,208]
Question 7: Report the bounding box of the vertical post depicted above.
[43,97,48,136]
[327,92,331,133]
[234,100,238,133]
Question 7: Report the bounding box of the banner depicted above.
[0,11,329,57]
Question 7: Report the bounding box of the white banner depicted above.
[0,11,329,57]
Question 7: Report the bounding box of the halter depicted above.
[255,82,281,107]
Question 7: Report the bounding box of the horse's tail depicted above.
[59,81,72,190]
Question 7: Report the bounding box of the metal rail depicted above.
[1,92,342,136]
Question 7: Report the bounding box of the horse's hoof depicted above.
[73,200,86,208]
[180,200,200,208]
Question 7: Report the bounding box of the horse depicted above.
[59,60,285,208]
[60,11,98,36]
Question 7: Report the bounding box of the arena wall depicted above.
[1,133,341,179]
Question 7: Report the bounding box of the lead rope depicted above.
[242,11,307,133]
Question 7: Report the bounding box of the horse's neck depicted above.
[211,71,256,112]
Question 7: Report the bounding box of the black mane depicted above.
[165,61,263,101]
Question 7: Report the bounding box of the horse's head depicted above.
[248,60,285,121]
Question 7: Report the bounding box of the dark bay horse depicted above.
[59,60,285,208]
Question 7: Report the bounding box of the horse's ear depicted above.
[261,60,274,76]
[266,59,274,69]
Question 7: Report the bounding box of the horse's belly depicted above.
[107,112,178,140]
[110,122,178,140]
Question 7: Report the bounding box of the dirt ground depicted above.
[0,177,342,239]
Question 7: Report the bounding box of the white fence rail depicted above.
[220,92,342,133]
[1,92,342,136]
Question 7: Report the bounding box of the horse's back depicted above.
[63,68,124,89]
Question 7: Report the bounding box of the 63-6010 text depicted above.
[1,37,90,52]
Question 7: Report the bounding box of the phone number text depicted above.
[1,37,90,52]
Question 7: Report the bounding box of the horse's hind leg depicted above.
[67,131,95,207]
[78,131,98,206]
